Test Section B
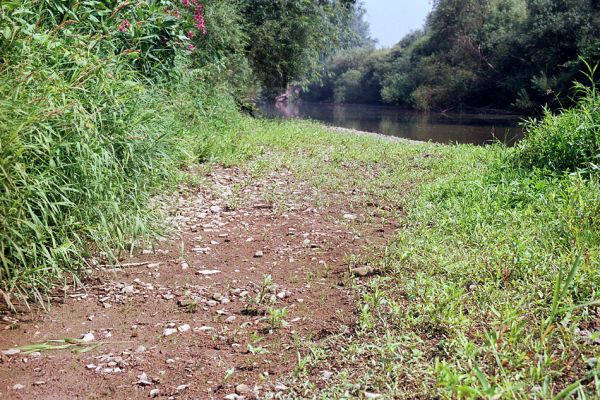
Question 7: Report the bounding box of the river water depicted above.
[260,102,524,145]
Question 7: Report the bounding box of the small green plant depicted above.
[247,343,270,355]
[267,307,288,329]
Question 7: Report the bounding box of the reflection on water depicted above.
[262,102,524,145]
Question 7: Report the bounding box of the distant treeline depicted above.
[304,0,600,112]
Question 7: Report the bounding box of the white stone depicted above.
[81,332,95,342]
[163,328,177,337]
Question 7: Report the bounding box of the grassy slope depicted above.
[215,119,599,399]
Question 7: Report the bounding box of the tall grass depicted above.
[0,1,247,308]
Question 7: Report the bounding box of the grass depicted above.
[199,115,599,398]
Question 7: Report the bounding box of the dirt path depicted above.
[0,165,397,399]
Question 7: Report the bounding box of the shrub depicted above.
[513,69,600,173]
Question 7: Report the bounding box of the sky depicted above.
[362,1,433,48]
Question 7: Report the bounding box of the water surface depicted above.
[260,102,524,145]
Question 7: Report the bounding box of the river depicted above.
[260,102,524,145]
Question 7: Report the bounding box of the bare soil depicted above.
[0,165,397,399]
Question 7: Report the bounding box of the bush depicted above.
[513,75,600,173]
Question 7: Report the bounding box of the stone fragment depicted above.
[350,266,376,277]
[236,384,252,395]
[81,332,95,342]
[196,269,221,276]
[2,348,20,356]
[163,328,177,337]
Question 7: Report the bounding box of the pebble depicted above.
[81,332,95,342]
[150,389,160,398]
[225,316,237,323]
[135,345,147,353]
[2,348,20,356]
[13,383,25,390]
[322,370,334,381]
[196,269,221,276]
[176,384,189,392]
[236,384,252,395]
[163,328,178,337]
[178,324,191,333]
[365,392,383,399]
[137,372,152,386]
[210,206,221,213]
[274,383,289,391]
[122,285,135,294]
[350,266,376,277]
[343,213,357,220]
[254,251,264,258]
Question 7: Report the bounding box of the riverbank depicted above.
[1,118,599,398]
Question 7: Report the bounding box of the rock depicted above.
[254,251,264,258]
[137,372,153,386]
[207,300,218,307]
[33,381,45,386]
[13,383,25,390]
[150,388,160,398]
[212,293,224,302]
[350,266,376,277]
[2,348,20,356]
[224,395,239,400]
[81,332,96,342]
[321,370,333,381]
[194,326,213,333]
[163,328,178,337]
[176,384,189,392]
[276,291,287,299]
[274,383,289,391]
[365,393,382,399]
[236,384,252,395]
[135,345,147,354]
[343,213,357,220]
[181,262,189,270]
[178,324,191,333]
[122,285,135,294]
[86,364,97,370]
[225,316,237,323]
[211,240,220,245]
[196,269,221,276]
[162,293,175,300]
[210,206,221,213]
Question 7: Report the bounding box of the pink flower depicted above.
[194,4,207,34]
[118,20,131,33]
[186,30,195,39]
[182,0,191,7]
[188,43,196,51]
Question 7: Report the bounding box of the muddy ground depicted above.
[0,165,397,399]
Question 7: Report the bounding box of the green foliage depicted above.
[305,0,600,112]
[240,0,356,95]
[514,68,600,172]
